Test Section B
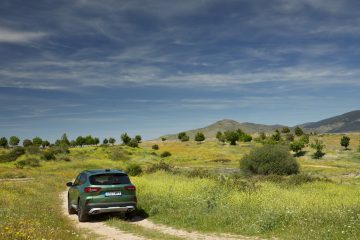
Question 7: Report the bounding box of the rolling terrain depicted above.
[162,110,360,139]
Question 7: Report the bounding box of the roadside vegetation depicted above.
[1,130,360,239]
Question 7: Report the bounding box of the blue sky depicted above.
[0,0,359,141]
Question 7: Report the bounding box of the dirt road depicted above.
[61,191,262,240]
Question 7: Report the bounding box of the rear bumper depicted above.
[86,202,136,215]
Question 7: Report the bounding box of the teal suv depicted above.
[66,169,137,222]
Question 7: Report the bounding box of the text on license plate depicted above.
[105,191,122,197]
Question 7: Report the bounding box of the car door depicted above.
[69,174,81,206]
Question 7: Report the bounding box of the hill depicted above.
[161,119,285,140]
[302,110,360,133]
[161,110,360,139]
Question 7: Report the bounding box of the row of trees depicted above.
[216,129,252,145]
[177,132,206,143]
[0,133,143,148]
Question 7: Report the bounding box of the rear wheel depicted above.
[77,200,89,222]
[67,195,76,215]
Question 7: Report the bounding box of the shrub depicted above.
[128,139,139,148]
[109,147,130,161]
[294,126,304,136]
[240,144,299,175]
[240,133,252,142]
[224,131,239,145]
[180,135,189,142]
[290,140,305,157]
[310,139,325,159]
[185,168,211,178]
[195,132,205,143]
[146,161,173,173]
[160,151,171,158]
[161,137,167,141]
[15,158,40,169]
[0,147,26,162]
[26,146,40,154]
[126,164,143,176]
[152,144,159,150]
[340,136,350,150]
[287,173,314,185]
[42,151,56,161]
[281,127,290,133]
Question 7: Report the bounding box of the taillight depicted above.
[84,187,101,193]
[124,185,136,191]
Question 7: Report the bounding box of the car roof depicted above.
[82,169,126,175]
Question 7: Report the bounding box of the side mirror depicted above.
[66,182,73,187]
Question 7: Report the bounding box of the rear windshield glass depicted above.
[89,173,130,185]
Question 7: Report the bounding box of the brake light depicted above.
[125,185,136,191]
[84,187,101,193]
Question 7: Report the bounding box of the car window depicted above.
[89,173,130,185]
[79,173,87,185]
[73,174,81,186]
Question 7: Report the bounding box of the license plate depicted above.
[105,191,122,197]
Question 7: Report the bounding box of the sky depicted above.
[0,0,359,141]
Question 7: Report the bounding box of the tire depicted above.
[77,199,89,222]
[68,195,77,215]
[125,210,136,220]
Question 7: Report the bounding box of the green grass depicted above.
[0,134,360,239]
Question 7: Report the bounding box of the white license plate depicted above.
[105,191,122,197]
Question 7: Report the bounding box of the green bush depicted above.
[240,144,299,175]
[26,146,40,154]
[127,139,139,148]
[146,161,173,173]
[160,151,171,158]
[152,144,159,150]
[42,151,56,161]
[0,147,25,162]
[287,173,314,185]
[126,164,143,176]
[15,158,40,169]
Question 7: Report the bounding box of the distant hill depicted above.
[161,119,285,140]
[160,110,360,140]
[301,110,360,133]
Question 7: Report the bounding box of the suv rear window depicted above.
[89,173,130,185]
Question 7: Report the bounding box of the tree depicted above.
[0,137,8,148]
[240,133,252,142]
[161,137,167,142]
[23,139,32,147]
[128,138,138,148]
[41,140,50,148]
[286,133,294,142]
[299,134,310,145]
[94,137,100,145]
[135,135,142,143]
[9,136,20,147]
[32,137,43,147]
[194,132,205,143]
[259,132,266,141]
[75,136,85,147]
[60,133,70,146]
[224,131,239,145]
[216,131,226,144]
[294,126,304,136]
[290,140,305,157]
[340,136,350,150]
[108,137,116,145]
[180,134,189,142]
[281,127,290,133]
[85,135,94,145]
[310,139,325,159]
[178,132,187,141]
[103,138,109,144]
[121,133,131,145]
[271,130,282,142]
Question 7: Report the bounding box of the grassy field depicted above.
[0,134,360,239]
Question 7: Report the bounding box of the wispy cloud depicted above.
[0,27,48,44]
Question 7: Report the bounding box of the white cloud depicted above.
[0,28,48,43]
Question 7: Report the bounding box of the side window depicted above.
[73,174,81,186]
[79,173,87,185]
